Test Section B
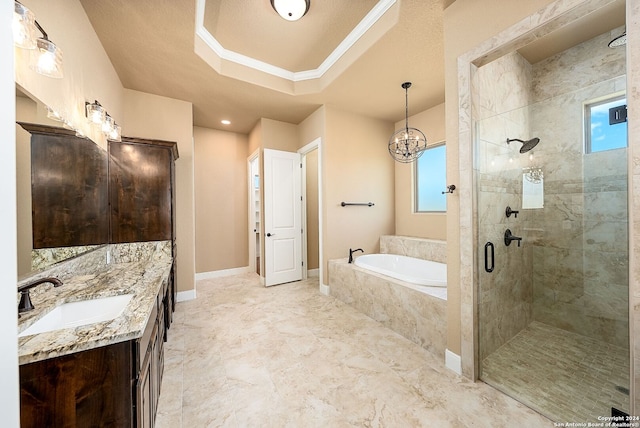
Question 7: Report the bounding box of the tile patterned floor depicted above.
[156,273,553,427]
[481,321,630,424]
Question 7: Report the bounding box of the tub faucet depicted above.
[348,248,363,264]
[17,277,63,313]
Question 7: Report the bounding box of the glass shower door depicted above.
[476,78,629,423]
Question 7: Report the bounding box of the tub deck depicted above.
[329,258,446,359]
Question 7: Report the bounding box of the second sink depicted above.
[19,294,134,338]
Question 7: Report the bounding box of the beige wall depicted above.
[194,127,249,273]
[299,106,325,147]
[15,96,37,276]
[261,118,299,151]
[394,103,446,240]
[443,0,556,358]
[248,120,262,155]
[324,106,395,282]
[16,0,123,150]
[123,89,195,294]
[305,149,319,270]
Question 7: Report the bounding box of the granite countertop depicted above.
[17,242,172,365]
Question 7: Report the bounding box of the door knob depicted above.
[266,233,275,237]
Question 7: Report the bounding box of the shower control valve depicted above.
[504,229,522,247]
[505,206,519,218]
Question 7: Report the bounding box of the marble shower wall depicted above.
[476,27,628,356]
[475,52,534,360]
[528,28,628,348]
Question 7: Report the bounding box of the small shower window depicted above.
[585,95,627,153]
[415,142,446,212]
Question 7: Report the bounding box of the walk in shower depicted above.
[475,25,629,422]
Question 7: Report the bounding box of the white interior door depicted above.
[263,149,302,286]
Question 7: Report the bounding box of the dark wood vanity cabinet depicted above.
[19,281,168,428]
[18,128,177,426]
[19,341,133,427]
[135,289,165,428]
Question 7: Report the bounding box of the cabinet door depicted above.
[31,132,109,248]
[20,342,133,427]
[137,349,153,428]
[109,142,172,243]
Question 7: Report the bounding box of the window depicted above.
[585,95,627,153]
[415,143,446,212]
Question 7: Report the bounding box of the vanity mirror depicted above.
[16,87,109,277]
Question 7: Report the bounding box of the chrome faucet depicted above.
[348,248,363,263]
[17,277,63,313]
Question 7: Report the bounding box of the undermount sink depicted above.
[19,294,134,338]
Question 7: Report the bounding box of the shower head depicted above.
[507,137,540,154]
[608,32,626,48]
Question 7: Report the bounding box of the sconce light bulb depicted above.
[13,2,37,49]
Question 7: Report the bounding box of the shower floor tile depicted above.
[481,321,629,424]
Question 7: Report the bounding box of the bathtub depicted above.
[329,256,447,357]
[354,254,446,287]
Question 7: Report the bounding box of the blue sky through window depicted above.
[589,97,627,153]
[416,144,446,212]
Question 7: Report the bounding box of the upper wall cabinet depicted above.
[109,137,178,244]
[19,124,178,254]
[20,123,109,249]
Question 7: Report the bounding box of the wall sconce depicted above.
[85,100,105,124]
[13,2,36,49]
[13,1,64,78]
[85,100,121,142]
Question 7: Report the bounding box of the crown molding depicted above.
[194,0,397,90]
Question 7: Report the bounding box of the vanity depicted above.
[15,112,179,427]
[18,242,173,428]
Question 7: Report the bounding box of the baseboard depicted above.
[307,268,319,278]
[320,283,330,295]
[195,266,250,280]
[177,289,197,302]
[445,349,462,375]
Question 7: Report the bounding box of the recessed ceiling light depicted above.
[221,120,231,125]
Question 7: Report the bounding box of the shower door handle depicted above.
[484,242,495,273]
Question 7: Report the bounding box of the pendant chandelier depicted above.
[388,82,427,163]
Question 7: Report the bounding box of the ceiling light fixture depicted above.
[13,1,64,78]
[388,82,427,163]
[270,0,310,21]
[221,120,231,125]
